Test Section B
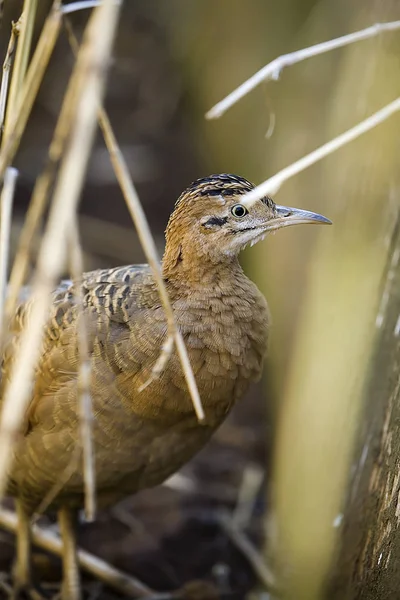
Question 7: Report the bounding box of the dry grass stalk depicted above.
[97,88,206,421]
[5,168,53,320]
[2,0,38,141]
[62,1,109,13]
[241,96,400,205]
[31,215,97,519]
[232,464,264,530]
[0,167,17,341]
[206,20,400,119]
[0,1,64,324]
[98,105,206,422]
[0,507,155,598]
[218,512,276,591]
[139,335,174,392]
[0,0,122,500]
[0,0,62,182]
[65,19,206,423]
[0,17,22,139]
[34,447,81,518]
[68,221,96,521]
[5,10,97,324]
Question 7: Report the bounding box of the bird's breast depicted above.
[170,282,269,417]
[114,277,269,425]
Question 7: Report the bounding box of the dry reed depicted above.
[0,0,122,499]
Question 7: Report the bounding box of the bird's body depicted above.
[0,174,330,599]
[3,261,268,513]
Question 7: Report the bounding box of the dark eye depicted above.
[231,204,248,218]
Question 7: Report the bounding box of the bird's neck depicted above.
[162,241,242,288]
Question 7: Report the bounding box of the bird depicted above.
[1,173,331,599]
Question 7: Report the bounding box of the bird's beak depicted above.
[265,204,332,232]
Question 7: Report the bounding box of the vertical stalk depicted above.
[3,0,38,142]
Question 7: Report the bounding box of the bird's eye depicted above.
[231,204,248,218]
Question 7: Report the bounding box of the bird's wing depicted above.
[0,264,167,432]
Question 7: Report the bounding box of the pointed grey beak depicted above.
[266,204,332,231]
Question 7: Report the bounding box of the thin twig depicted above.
[7,56,99,505]
[34,447,81,517]
[138,335,174,392]
[206,20,400,119]
[5,15,87,322]
[98,110,206,421]
[0,0,62,183]
[218,512,276,591]
[68,221,96,521]
[0,572,12,596]
[5,172,53,320]
[0,167,17,341]
[64,19,206,423]
[0,0,122,499]
[62,0,117,13]
[0,17,22,141]
[3,0,38,141]
[241,96,400,206]
[232,464,264,530]
[0,507,155,598]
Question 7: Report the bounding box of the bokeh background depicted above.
[1,1,400,598]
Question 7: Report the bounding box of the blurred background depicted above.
[1,1,400,599]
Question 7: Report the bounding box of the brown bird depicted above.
[1,174,330,599]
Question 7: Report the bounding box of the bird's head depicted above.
[163,174,331,275]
